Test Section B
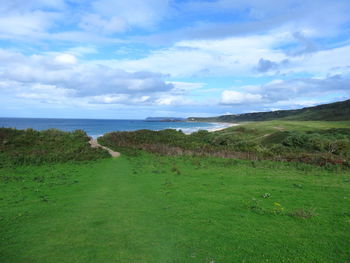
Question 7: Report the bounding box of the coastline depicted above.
[206,122,239,132]
[0,117,238,138]
[180,122,239,134]
[89,122,239,137]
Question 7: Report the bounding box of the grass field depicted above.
[219,120,350,135]
[1,153,349,262]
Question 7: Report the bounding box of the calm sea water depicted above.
[0,118,229,138]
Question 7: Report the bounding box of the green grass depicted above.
[1,153,349,262]
[216,120,350,138]
[224,120,350,132]
[217,120,350,145]
[99,120,350,166]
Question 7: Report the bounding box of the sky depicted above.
[0,0,350,119]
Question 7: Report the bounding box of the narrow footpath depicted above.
[89,138,120,157]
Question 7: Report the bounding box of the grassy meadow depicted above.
[1,121,350,262]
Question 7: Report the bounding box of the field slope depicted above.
[1,120,350,262]
[1,154,350,262]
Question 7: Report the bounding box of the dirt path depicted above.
[89,138,120,157]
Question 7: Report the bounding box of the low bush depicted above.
[0,128,110,166]
[98,126,350,167]
[289,208,318,219]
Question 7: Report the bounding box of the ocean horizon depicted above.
[0,117,230,138]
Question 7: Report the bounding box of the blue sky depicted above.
[0,0,350,119]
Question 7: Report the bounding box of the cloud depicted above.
[79,14,127,34]
[215,75,350,115]
[255,76,350,102]
[0,49,175,106]
[66,46,98,56]
[287,31,318,56]
[221,75,350,108]
[256,58,289,72]
[220,90,263,105]
[1,0,349,49]
[0,49,207,110]
[168,81,206,94]
[104,33,289,77]
[0,0,171,42]
[54,54,77,64]
[88,94,153,104]
[0,0,66,12]
[80,0,171,34]
[16,83,76,103]
[102,33,350,79]
[138,0,350,45]
[0,10,61,38]
[292,45,350,76]
[155,95,194,106]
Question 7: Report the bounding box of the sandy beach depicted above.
[180,122,239,134]
[206,122,239,132]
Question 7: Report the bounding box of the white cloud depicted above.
[96,32,350,80]
[0,0,66,12]
[179,0,350,39]
[0,0,170,42]
[16,83,76,104]
[88,94,129,104]
[0,11,60,38]
[54,54,77,64]
[0,49,177,106]
[221,75,350,108]
[66,46,98,56]
[79,0,171,34]
[155,95,193,106]
[221,90,263,105]
[293,45,350,76]
[168,81,206,94]
[79,14,127,34]
[99,33,289,77]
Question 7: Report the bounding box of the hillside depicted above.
[187,99,350,122]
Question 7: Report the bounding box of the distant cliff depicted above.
[145,117,185,122]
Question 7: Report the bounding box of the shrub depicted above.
[0,128,109,166]
[289,208,318,219]
[97,127,350,167]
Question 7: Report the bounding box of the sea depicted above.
[0,118,230,138]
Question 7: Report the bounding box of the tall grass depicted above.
[98,123,350,167]
[0,128,109,166]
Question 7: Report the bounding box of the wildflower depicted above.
[262,193,271,198]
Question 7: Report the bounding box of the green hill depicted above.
[187,99,350,122]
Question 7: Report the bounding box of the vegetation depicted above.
[1,154,349,262]
[98,121,350,166]
[0,128,109,166]
[1,108,350,262]
[188,99,350,122]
